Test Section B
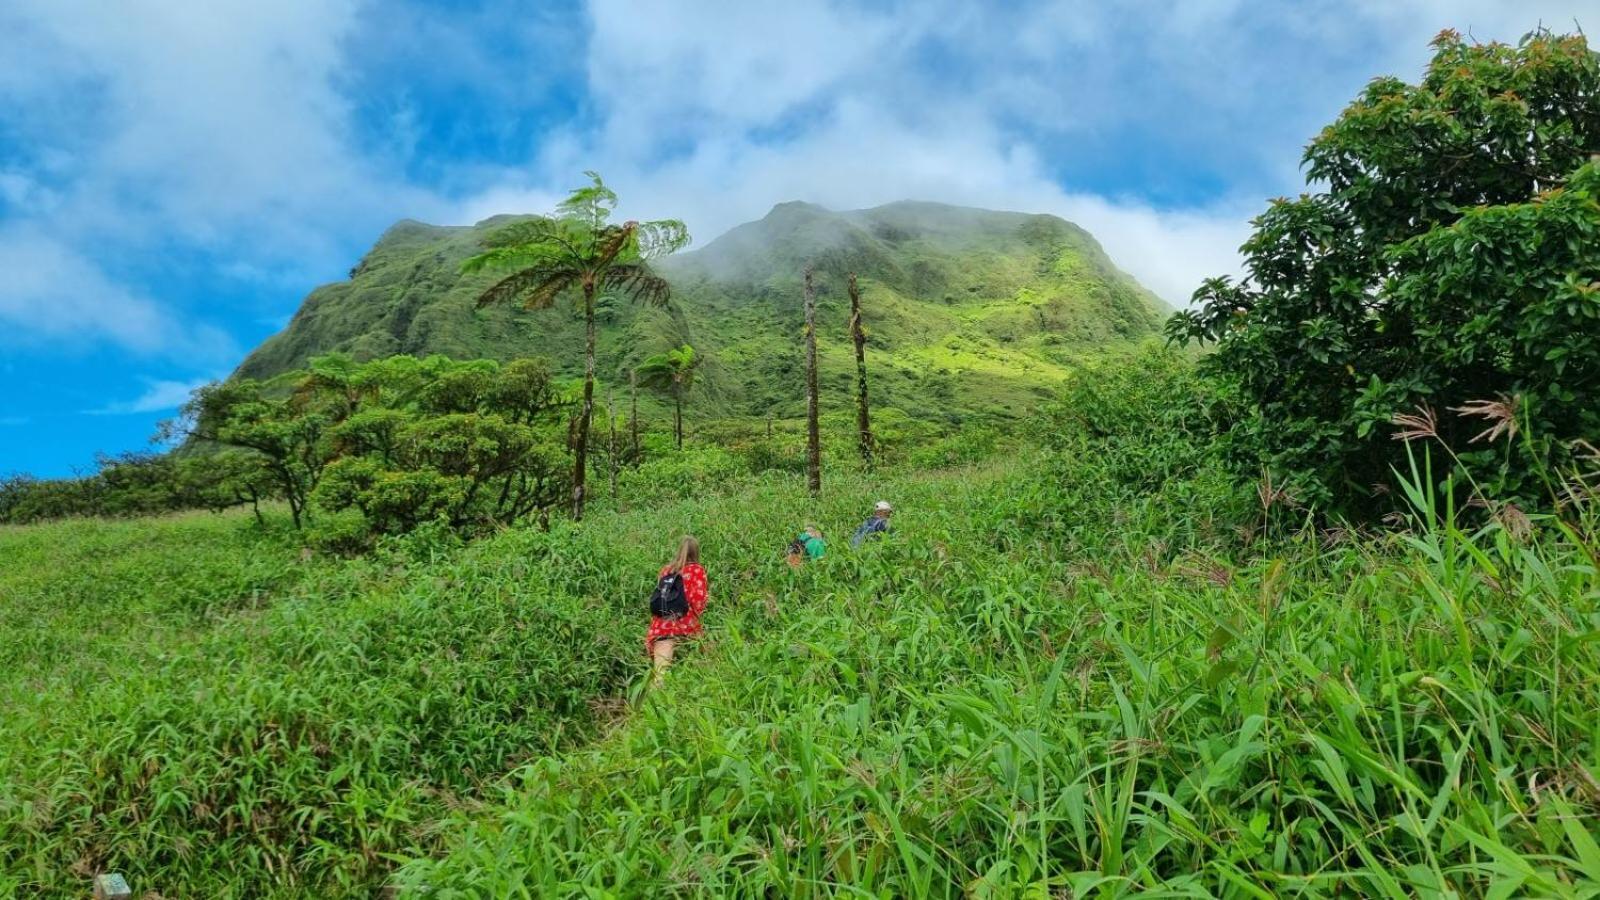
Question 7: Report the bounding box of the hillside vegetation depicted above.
[3,382,1597,896]
[4,27,1599,900]
[238,201,1167,423]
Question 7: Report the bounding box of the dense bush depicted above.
[0,451,272,525]
[1039,345,1254,549]
[394,440,1600,897]
[907,422,1005,470]
[6,353,1599,896]
[178,353,573,548]
[1170,30,1600,518]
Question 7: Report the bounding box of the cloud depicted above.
[446,0,1592,306]
[0,225,236,357]
[0,0,445,355]
[1050,196,1253,304]
[89,377,217,416]
[450,3,1269,304]
[3,0,1595,358]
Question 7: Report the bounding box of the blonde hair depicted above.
[669,535,700,572]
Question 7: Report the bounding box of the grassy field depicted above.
[3,444,1598,896]
[393,457,1600,897]
[0,509,638,897]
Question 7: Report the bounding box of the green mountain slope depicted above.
[237,200,1168,421]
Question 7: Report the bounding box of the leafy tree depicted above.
[635,344,700,450]
[176,379,335,528]
[1381,161,1600,504]
[0,451,277,525]
[461,172,689,521]
[1169,30,1600,516]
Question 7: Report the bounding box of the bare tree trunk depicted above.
[607,387,618,502]
[573,282,595,521]
[848,272,873,471]
[804,267,821,496]
[629,369,640,461]
[674,393,684,450]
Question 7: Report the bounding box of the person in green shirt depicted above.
[786,526,826,567]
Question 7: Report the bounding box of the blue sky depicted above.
[0,0,1591,477]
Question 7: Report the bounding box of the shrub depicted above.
[1040,346,1253,549]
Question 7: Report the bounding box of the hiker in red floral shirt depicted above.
[646,535,708,684]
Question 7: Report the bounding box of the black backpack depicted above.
[648,570,689,619]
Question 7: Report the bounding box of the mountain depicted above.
[236,200,1169,422]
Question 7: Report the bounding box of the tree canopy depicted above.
[1169,29,1600,516]
[175,354,572,548]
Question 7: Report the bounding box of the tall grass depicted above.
[0,512,637,897]
[3,437,1597,896]
[394,456,1600,897]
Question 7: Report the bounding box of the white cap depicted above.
[874,500,893,512]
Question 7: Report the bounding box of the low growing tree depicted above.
[175,378,335,528]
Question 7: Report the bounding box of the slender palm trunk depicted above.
[574,282,596,521]
[804,267,821,496]
[848,273,873,471]
[674,392,683,450]
[630,370,640,460]
[607,387,618,501]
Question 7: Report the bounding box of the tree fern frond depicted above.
[606,264,674,308]
[461,242,569,275]
[476,268,577,309]
[589,223,637,268]
[634,219,691,259]
[481,217,562,249]
[556,172,618,229]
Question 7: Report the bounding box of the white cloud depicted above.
[89,377,217,416]
[0,225,236,357]
[1050,196,1253,304]
[0,0,445,356]
[449,0,1592,306]
[3,0,1595,361]
[450,3,1266,304]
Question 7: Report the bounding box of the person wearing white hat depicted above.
[851,500,893,548]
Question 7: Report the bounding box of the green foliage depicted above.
[1378,161,1600,503]
[459,171,689,313]
[1170,29,1600,517]
[1040,345,1255,549]
[392,445,1600,897]
[460,171,690,520]
[0,510,636,898]
[615,446,746,506]
[5,349,1600,896]
[181,353,572,547]
[0,451,273,525]
[906,422,1005,470]
[636,344,700,449]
